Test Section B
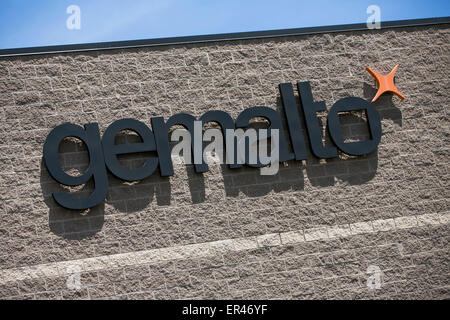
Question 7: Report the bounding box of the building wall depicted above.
[0,24,448,300]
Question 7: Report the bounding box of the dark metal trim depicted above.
[1,17,449,57]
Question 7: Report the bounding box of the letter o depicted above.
[327,97,381,156]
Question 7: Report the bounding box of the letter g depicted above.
[43,123,108,210]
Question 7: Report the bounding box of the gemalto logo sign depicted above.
[43,65,405,210]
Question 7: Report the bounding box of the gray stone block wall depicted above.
[0,24,448,299]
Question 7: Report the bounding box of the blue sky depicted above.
[0,0,449,49]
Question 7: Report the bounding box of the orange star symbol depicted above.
[366,64,405,103]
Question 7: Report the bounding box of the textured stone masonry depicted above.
[0,24,449,299]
